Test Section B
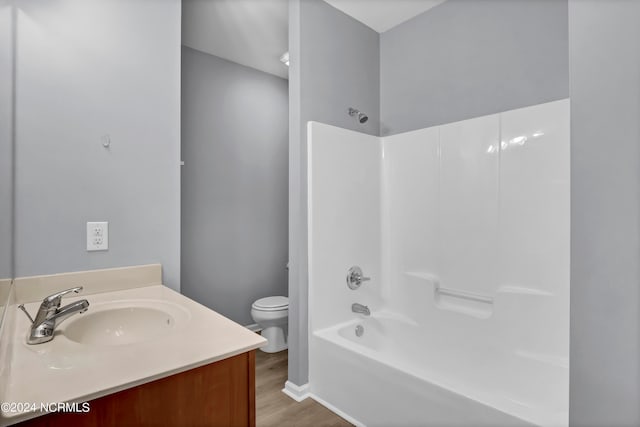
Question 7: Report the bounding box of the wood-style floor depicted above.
[255,350,352,427]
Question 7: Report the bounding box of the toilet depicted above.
[251,296,288,353]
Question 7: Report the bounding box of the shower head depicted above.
[348,107,368,124]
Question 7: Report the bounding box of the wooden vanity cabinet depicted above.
[19,350,256,427]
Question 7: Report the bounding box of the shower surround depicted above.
[307,99,569,426]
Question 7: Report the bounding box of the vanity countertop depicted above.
[1,284,266,425]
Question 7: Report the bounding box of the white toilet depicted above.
[251,296,288,353]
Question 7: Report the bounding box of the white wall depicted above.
[13,0,181,289]
[499,101,570,357]
[383,125,439,308]
[387,101,569,427]
[438,113,500,305]
[307,122,381,332]
[308,99,570,426]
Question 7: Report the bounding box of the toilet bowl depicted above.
[251,296,288,353]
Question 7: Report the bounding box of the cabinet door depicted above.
[19,351,256,427]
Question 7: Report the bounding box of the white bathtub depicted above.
[307,101,570,427]
[310,314,567,427]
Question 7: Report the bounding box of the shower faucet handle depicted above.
[347,266,370,290]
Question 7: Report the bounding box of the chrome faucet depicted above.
[346,266,371,290]
[351,303,370,316]
[18,286,90,345]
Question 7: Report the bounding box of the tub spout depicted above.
[352,303,370,316]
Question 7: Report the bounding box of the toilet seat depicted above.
[252,296,288,311]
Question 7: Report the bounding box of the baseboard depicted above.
[282,381,310,402]
[245,323,262,333]
[308,393,365,427]
[281,384,364,426]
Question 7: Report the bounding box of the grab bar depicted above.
[435,285,493,304]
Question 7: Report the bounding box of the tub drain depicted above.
[355,324,364,337]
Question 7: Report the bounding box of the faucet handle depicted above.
[43,286,84,308]
[18,304,35,323]
[347,266,370,290]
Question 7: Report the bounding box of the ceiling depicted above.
[182,0,289,79]
[323,0,448,33]
[181,0,447,80]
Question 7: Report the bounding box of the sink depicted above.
[62,300,190,346]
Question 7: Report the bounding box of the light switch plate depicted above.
[87,222,108,251]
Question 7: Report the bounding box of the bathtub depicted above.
[306,100,570,427]
[309,313,568,427]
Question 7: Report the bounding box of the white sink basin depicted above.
[62,300,190,346]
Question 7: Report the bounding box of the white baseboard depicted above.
[281,383,364,426]
[245,323,262,333]
[308,393,365,427]
[282,381,310,402]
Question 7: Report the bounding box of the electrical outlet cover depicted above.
[87,222,109,251]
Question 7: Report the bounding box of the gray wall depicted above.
[380,0,569,136]
[288,0,380,386]
[14,0,181,290]
[0,2,13,280]
[181,47,289,326]
[569,1,640,425]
